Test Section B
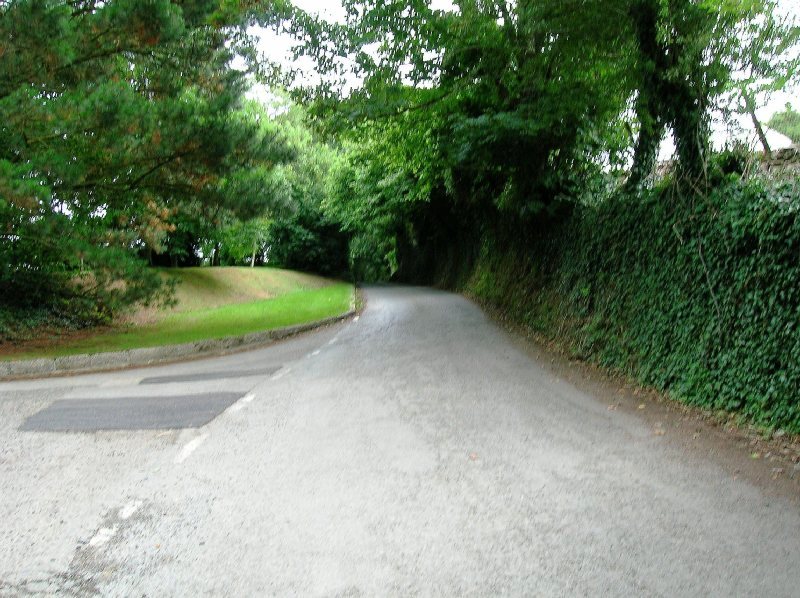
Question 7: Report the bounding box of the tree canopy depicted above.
[0,0,291,332]
[2,0,799,339]
[250,0,799,279]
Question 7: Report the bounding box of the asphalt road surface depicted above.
[1,286,798,596]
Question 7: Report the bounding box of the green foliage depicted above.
[0,1,290,336]
[322,114,440,281]
[257,104,351,276]
[267,207,349,276]
[467,177,800,433]
[768,104,800,144]
[257,0,794,279]
[216,217,272,266]
[149,98,296,267]
[265,0,635,213]
[260,0,789,201]
[625,0,770,185]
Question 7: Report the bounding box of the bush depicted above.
[0,217,171,342]
[266,205,350,277]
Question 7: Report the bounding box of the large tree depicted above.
[260,0,633,208]
[254,0,639,275]
[0,0,286,332]
[234,0,800,288]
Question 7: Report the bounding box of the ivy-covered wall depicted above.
[465,179,800,433]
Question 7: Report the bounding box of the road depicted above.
[1,286,798,596]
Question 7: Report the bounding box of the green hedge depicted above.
[467,178,800,432]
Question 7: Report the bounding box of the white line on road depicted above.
[271,368,290,381]
[228,392,256,413]
[310,349,321,356]
[174,433,209,464]
[89,526,118,548]
[118,500,143,521]
[327,337,338,345]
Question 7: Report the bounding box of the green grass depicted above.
[159,267,330,312]
[3,270,354,360]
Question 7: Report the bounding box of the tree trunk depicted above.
[626,0,664,190]
[744,92,772,159]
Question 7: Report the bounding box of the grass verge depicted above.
[3,279,354,360]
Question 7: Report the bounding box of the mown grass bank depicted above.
[1,268,354,360]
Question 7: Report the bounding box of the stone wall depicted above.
[762,146,800,174]
[654,145,800,180]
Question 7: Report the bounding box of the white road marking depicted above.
[227,392,256,413]
[119,500,143,520]
[174,433,209,464]
[327,337,338,345]
[311,349,321,356]
[270,368,290,381]
[89,526,118,548]
[353,315,360,322]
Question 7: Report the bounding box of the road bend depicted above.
[1,286,798,596]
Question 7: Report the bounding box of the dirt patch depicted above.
[0,324,120,359]
[477,299,800,505]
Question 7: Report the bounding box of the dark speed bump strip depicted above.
[20,393,242,432]
[139,366,280,385]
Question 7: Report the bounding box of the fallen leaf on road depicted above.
[638,404,646,410]
[469,452,479,461]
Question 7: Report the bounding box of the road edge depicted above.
[466,291,800,502]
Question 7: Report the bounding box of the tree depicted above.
[251,0,800,283]
[724,1,800,157]
[0,0,283,331]
[156,99,296,266]
[262,103,350,276]
[255,0,636,274]
[261,0,633,213]
[216,216,272,266]
[625,0,760,187]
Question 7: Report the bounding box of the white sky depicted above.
[246,0,800,153]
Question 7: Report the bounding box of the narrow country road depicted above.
[1,286,798,596]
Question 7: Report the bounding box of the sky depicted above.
[247,0,800,154]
